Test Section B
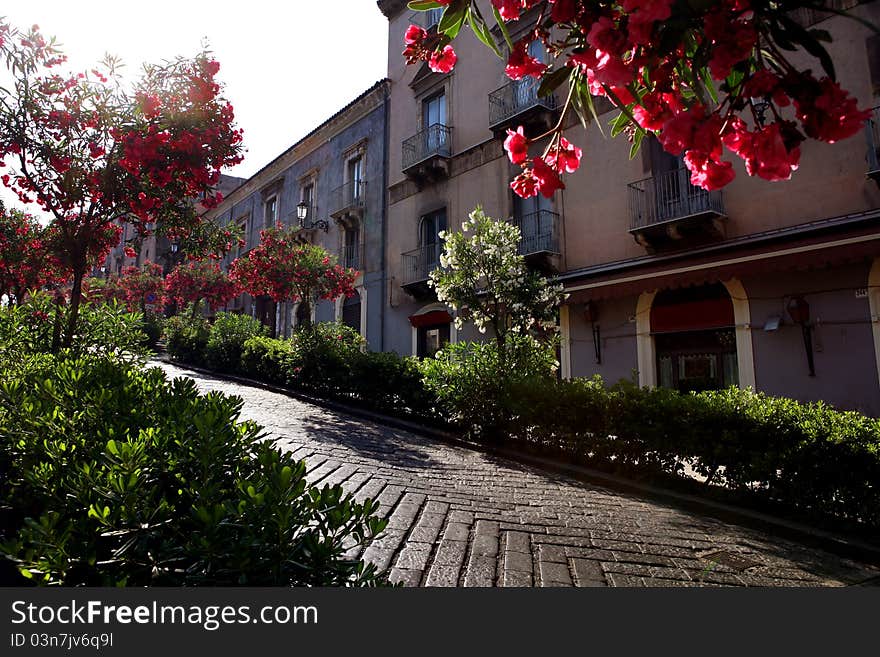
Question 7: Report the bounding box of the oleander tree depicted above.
[0,20,244,347]
[429,206,565,357]
[229,224,359,327]
[164,259,240,315]
[0,203,67,305]
[116,262,166,312]
[404,0,876,195]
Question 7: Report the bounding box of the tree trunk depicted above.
[61,267,85,349]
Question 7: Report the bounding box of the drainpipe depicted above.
[380,82,390,352]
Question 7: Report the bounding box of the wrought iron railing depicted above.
[330,180,366,216]
[343,242,360,270]
[628,168,725,230]
[402,123,452,171]
[511,210,560,255]
[489,79,557,128]
[867,106,880,174]
[402,244,442,284]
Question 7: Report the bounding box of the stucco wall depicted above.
[744,261,879,415]
[567,295,639,385]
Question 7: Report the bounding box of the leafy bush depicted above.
[0,293,147,367]
[0,354,388,586]
[350,351,437,419]
[204,312,266,372]
[140,312,164,349]
[241,335,296,385]
[494,375,880,529]
[164,308,210,364]
[287,322,365,395]
[418,336,557,440]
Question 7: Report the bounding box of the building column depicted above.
[359,285,368,343]
[559,304,572,380]
[722,278,756,389]
[635,291,657,387]
[869,257,880,390]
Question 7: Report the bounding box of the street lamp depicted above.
[296,201,329,232]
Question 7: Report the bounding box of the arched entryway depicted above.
[636,280,755,391]
[409,303,456,358]
[342,291,361,334]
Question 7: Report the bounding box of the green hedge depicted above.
[204,312,266,373]
[0,354,388,586]
[502,377,880,529]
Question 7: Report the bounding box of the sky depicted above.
[0,0,389,214]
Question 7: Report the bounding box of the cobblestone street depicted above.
[156,361,879,587]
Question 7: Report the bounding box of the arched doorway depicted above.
[650,283,738,393]
[409,303,454,358]
[342,291,361,334]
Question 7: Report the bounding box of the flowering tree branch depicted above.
[404,1,876,195]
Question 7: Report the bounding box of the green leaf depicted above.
[467,9,502,58]
[407,1,442,10]
[438,1,467,39]
[630,128,646,160]
[537,67,571,99]
[610,110,630,138]
[492,5,514,51]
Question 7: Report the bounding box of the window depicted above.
[300,182,315,224]
[422,91,446,130]
[344,227,360,269]
[264,196,277,229]
[347,156,364,204]
[419,208,447,271]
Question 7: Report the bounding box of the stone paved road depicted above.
[156,361,880,587]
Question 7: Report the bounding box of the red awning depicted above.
[409,310,452,328]
[650,297,734,333]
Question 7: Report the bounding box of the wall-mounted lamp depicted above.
[787,295,815,377]
[583,301,601,364]
[297,201,329,232]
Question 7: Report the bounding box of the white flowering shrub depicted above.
[429,206,566,357]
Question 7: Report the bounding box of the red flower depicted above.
[532,157,565,198]
[545,136,582,174]
[510,169,539,198]
[492,0,524,22]
[404,25,427,46]
[504,126,529,165]
[550,0,577,23]
[429,45,457,74]
[684,151,735,190]
[505,40,546,80]
[794,77,871,144]
[123,246,136,258]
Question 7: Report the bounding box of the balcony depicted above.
[489,80,558,133]
[330,180,366,224]
[342,242,360,271]
[867,106,880,183]
[401,244,441,299]
[628,168,726,249]
[511,210,560,269]
[402,123,452,181]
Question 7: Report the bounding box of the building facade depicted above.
[377,0,880,415]
[207,81,390,350]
